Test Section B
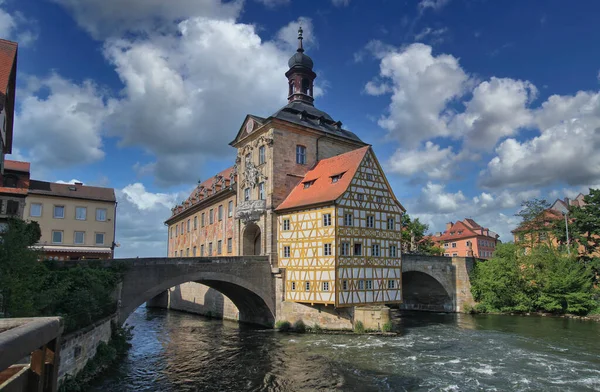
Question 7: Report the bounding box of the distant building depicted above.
[0,39,18,174]
[25,181,117,260]
[0,160,30,229]
[431,219,500,259]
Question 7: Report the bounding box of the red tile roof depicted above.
[4,160,30,173]
[0,39,17,96]
[275,146,370,211]
[433,219,498,242]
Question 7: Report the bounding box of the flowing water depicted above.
[91,307,600,391]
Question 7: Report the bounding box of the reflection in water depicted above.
[91,308,600,392]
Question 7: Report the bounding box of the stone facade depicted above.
[167,282,239,321]
[58,314,115,382]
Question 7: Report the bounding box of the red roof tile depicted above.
[4,160,30,173]
[433,219,498,242]
[0,39,17,96]
[276,146,370,211]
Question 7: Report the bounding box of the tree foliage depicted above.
[0,218,124,332]
[401,214,443,255]
[471,243,596,315]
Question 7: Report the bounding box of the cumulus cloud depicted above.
[275,17,316,52]
[0,0,38,46]
[386,141,457,180]
[14,73,108,169]
[366,43,471,147]
[52,0,242,39]
[412,182,466,214]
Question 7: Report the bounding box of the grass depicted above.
[381,321,393,333]
[353,320,365,334]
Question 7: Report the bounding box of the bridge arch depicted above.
[401,271,454,312]
[116,257,275,327]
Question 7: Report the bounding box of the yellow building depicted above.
[25,181,117,260]
[276,146,405,307]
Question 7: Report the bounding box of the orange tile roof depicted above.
[433,219,498,242]
[275,146,370,211]
[0,39,17,96]
[4,160,30,173]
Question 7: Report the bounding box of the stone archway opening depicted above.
[243,223,261,256]
[400,271,453,312]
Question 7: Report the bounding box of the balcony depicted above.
[235,200,266,223]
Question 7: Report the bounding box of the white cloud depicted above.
[331,0,350,6]
[14,73,108,170]
[0,1,37,46]
[418,0,451,12]
[366,43,471,147]
[414,27,448,43]
[413,182,466,214]
[386,141,457,180]
[56,179,84,184]
[103,17,306,185]
[255,0,290,7]
[53,0,242,39]
[275,17,316,52]
[481,118,600,189]
[451,77,537,149]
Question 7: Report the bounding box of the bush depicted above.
[312,323,322,333]
[275,320,291,331]
[381,321,393,332]
[354,320,365,334]
[293,320,306,333]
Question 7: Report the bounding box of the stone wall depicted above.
[354,306,391,331]
[58,314,115,382]
[167,282,240,321]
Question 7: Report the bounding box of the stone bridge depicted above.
[74,256,276,326]
[399,255,476,312]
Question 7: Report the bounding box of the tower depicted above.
[285,27,317,105]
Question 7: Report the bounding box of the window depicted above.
[218,205,223,221]
[283,219,290,231]
[539,232,548,241]
[201,213,205,227]
[208,243,213,256]
[244,188,250,201]
[323,282,329,291]
[466,241,472,247]
[344,213,353,226]
[445,253,450,257]
[444,243,449,248]
[228,201,233,217]
[291,281,296,291]
[4,175,17,187]
[194,216,198,230]
[388,280,396,289]
[358,280,365,290]
[390,245,397,258]
[176,225,179,236]
[217,240,222,255]
[186,248,189,257]
[75,207,87,220]
[323,213,331,226]
[342,280,348,290]
[305,281,310,291]
[52,230,63,244]
[30,203,42,217]
[174,251,178,257]
[452,242,457,248]
[209,209,214,224]
[303,180,314,189]
[341,242,350,256]
[324,243,332,256]
[372,244,380,257]
[366,173,373,181]
[283,246,291,258]
[387,217,394,230]
[367,216,374,228]
[354,243,362,256]
[95,233,104,245]
[452,253,458,257]
[258,182,265,200]
[200,244,205,257]
[96,208,107,222]
[227,238,232,253]
[74,231,85,244]
[259,146,266,164]
[357,194,364,201]
[54,205,65,219]
[296,145,306,164]
[331,174,342,183]
[187,219,190,232]
[377,196,383,203]
[366,280,373,290]
[193,246,197,256]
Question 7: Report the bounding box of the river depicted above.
[91,306,600,391]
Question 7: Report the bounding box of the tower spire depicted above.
[297,26,304,53]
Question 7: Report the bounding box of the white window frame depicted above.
[323,213,331,227]
[95,208,107,222]
[291,281,296,291]
[366,280,373,290]
[358,280,365,290]
[30,203,42,217]
[390,245,397,258]
[367,216,374,228]
[387,217,394,230]
[344,213,353,226]
[305,281,310,292]
[341,242,350,256]
[53,205,65,219]
[388,280,396,289]
[75,206,87,221]
[283,219,290,231]
[324,243,332,256]
[342,280,348,290]
[52,230,63,244]
[323,281,329,291]
[259,145,266,165]
[283,246,291,258]
[296,145,306,165]
[95,232,105,245]
[372,244,380,257]
[258,182,265,200]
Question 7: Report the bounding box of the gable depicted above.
[229,115,266,146]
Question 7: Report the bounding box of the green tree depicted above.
[401,214,442,255]
[514,198,552,248]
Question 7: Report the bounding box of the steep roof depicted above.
[0,39,17,96]
[4,160,30,173]
[28,180,116,202]
[276,146,370,211]
[434,219,499,242]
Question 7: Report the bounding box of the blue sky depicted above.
[2,0,600,257]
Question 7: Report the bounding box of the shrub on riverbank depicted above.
[275,320,291,331]
[59,325,133,392]
[0,218,126,333]
[471,243,596,315]
[381,321,393,332]
[293,320,306,332]
[353,320,365,334]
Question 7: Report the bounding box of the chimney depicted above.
[446,222,453,231]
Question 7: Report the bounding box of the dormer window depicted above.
[331,172,344,183]
[303,180,315,189]
[4,175,18,188]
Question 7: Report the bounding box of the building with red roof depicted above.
[431,219,500,259]
[0,39,18,174]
